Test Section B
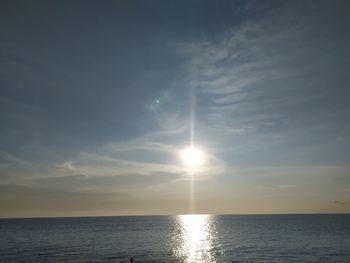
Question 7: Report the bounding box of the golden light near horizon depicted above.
[179,146,206,169]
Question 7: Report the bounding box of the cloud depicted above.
[334,200,350,206]
[0,150,30,166]
[0,150,36,182]
[56,135,226,181]
[32,172,181,193]
[0,149,68,183]
[1,1,350,216]
[171,1,350,168]
[184,22,310,129]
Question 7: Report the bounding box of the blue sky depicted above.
[1,0,350,217]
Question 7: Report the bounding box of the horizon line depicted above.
[1,212,349,220]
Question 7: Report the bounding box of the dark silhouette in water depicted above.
[119,257,133,263]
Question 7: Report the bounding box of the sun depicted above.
[179,146,206,168]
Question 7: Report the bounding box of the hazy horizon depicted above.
[2,212,350,220]
[1,0,350,218]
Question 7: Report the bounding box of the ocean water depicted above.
[0,214,349,262]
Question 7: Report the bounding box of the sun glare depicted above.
[179,146,206,168]
[174,214,214,262]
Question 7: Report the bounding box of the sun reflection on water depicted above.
[174,214,216,263]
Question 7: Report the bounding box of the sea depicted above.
[0,214,349,262]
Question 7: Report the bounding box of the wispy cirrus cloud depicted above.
[1,131,226,195]
[173,2,350,168]
[57,135,226,181]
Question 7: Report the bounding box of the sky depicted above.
[1,0,350,218]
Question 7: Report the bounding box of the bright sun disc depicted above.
[179,146,205,168]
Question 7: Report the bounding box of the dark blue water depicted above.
[0,214,349,262]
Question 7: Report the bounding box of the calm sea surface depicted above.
[0,214,349,262]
